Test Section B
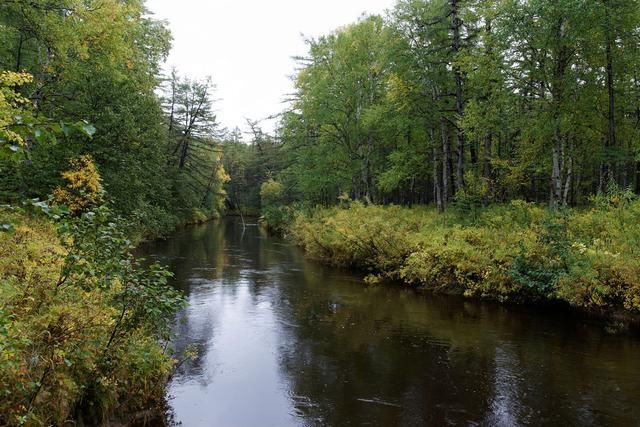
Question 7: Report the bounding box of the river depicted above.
[139,218,640,426]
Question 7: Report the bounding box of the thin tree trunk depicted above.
[550,16,570,209]
[483,133,492,180]
[552,127,563,209]
[168,70,177,133]
[15,34,23,71]
[451,0,465,192]
[441,120,450,210]
[431,128,443,212]
[600,0,616,191]
[563,140,573,206]
[362,135,373,202]
[178,138,190,169]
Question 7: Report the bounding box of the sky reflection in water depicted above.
[139,219,640,426]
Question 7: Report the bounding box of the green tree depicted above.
[285,16,393,203]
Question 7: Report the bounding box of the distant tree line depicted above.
[228,0,640,213]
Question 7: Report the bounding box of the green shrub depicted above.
[0,206,184,425]
[289,200,640,314]
[509,216,570,297]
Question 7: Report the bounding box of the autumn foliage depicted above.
[53,155,104,215]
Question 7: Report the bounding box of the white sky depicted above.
[145,0,396,136]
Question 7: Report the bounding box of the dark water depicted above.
[140,219,640,426]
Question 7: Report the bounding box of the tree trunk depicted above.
[441,120,450,210]
[451,0,465,192]
[362,135,373,202]
[483,133,492,180]
[432,128,443,212]
[178,135,190,169]
[600,0,616,191]
[15,33,23,72]
[550,16,570,209]
[551,127,563,209]
[563,140,573,206]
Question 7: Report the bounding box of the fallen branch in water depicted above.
[357,398,401,408]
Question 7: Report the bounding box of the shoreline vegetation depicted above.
[1,0,228,420]
[268,194,640,326]
[0,204,184,426]
[216,0,640,333]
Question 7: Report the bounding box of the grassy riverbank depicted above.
[288,197,640,317]
[0,207,183,425]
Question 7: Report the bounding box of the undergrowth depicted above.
[290,193,640,314]
[0,205,184,426]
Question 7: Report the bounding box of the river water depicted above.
[140,218,640,426]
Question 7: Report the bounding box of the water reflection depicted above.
[139,219,640,426]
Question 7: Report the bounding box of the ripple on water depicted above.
[137,219,640,426]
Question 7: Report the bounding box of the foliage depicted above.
[509,216,570,297]
[0,0,227,238]
[260,178,284,206]
[452,171,490,223]
[221,123,286,216]
[272,0,640,210]
[0,71,33,156]
[290,201,640,313]
[0,72,94,168]
[281,16,393,203]
[52,155,104,216]
[0,206,184,425]
[162,71,229,227]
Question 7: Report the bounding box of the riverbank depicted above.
[287,198,640,321]
[0,207,183,425]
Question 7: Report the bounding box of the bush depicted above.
[0,206,184,425]
[52,155,104,216]
[289,199,640,314]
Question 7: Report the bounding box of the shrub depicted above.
[260,178,284,206]
[0,206,184,425]
[52,155,104,216]
[289,200,640,314]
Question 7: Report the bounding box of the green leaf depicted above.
[61,123,72,137]
[0,223,15,233]
[81,123,96,137]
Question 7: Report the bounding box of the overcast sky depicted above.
[145,0,396,136]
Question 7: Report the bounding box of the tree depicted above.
[286,16,392,202]
[162,71,228,220]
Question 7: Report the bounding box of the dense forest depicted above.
[5,0,638,223]
[225,0,640,213]
[0,0,226,424]
[0,0,228,236]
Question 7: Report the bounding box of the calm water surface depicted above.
[140,219,640,426]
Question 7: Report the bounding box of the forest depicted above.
[0,0,225,424]
[1,0,640,425]
[227,0,640,211]
[0,0,228,237]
